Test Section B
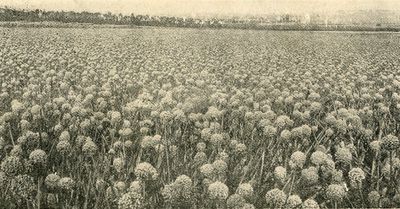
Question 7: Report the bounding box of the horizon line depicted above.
[1,5,400,18]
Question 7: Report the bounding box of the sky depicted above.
[1,0,400,17]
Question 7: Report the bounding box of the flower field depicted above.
[1,27,400,208]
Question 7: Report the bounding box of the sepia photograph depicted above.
[0,0,400,208]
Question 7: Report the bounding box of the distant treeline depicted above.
[1,7,399,31]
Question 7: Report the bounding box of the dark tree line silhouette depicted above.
[0,7,225,28]
[0,7,399,31]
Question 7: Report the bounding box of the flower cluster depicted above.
[0,27,399,209]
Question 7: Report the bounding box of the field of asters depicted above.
[0,27,400,209]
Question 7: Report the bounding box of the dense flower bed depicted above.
[0,28,400,208]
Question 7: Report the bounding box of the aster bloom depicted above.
[291,126,303,138]
[280,129,292,141]
[287,195,302,208]
[201,128,212,141]
[0,172,7,188]
[56,140,71,155]
[236,183,253,199]
[321,158,336,177]
[196,142,207,152]
[162,175,195,207]
[129,180,143,194]
[113,157,126,173]
[303,198,320,209]
[274,115,294,129]
[200,163,215,179]
[381,134,400,151]
[109,111,122,125]
[242,203,255,209]
[226,194,246,209]
[310,102,322,112]
[274,166,287,183]
[108,148,116,155]
[114,181,127,192]
[393,194,400,205]
[235,143,247,153]
[10,145,23,157]
[20,120,31,132]
[30,104,42,115]
[310,151,327,166]
[265,188,287,207]
[139,127,149,135]
[369,140,381,153]
[205,106,223,119]
[393,157,400,169]
[193,152,207,166]
[1,156,23,177]
[10,174,35,200]
[124,140,133,149]
[82,138,98,156]
[212,160,228,176]
[330,170,343,183]
[326,184,346,202]
[208,181,229,201]
[381,197,393,208]
[113,141,124,150]
[95,178,107,191]
[216,151,229,162]
[47,193,58,207]
[119,128,133,137]
[160,111,173,122]
[325,128,334,137]
[264,125,277,137]
[1,112,13,123]
[80,119,91,131]
[335,147,352,164]
[301,166,319,185]
[118,191,144,209]
[141,135,160,149]
[210,133,224,145]
[134,162,158,180]
[11,99,25,113]
[58,177,75,190]
[45,173,61,190]
[367,191,380,207]
[289,151,306,169]
[162,183,176,203]
[301,124,312,138]
[382,163,391,179]
[348,167,365,188]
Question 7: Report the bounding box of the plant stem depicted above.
[8,122,15,145]
[37,176,42,209]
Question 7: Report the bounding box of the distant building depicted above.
[275,15,281,22]
[302,14,311,24]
